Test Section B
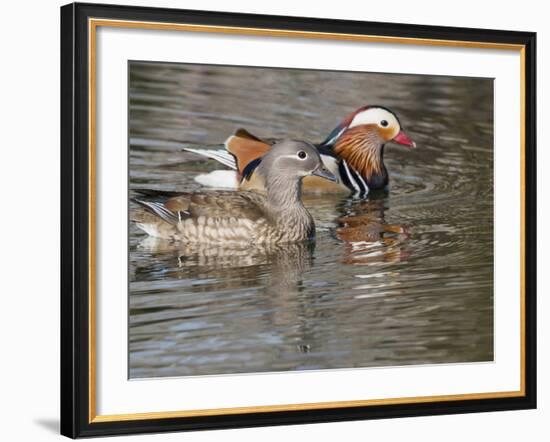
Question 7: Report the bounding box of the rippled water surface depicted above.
[129,62,494,378]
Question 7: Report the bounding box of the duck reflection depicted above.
[135,236,314,294]
[335,197,410,265]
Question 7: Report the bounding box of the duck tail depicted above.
[131,198,183,226]
[132,189,183,199]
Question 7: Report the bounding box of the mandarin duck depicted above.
[131,140,336,244]
[184,105,415,197]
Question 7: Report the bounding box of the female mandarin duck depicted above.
[185,105,415,196]
[132,140,336,244]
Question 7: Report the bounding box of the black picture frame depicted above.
[61,2,537,438]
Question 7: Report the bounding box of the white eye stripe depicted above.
[281,153,303,158]
[277,153,312,162]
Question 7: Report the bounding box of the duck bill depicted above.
[312,165,338,182]
[393,130,416,148]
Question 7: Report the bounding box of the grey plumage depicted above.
[132,140,336,244]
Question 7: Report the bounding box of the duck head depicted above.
[322,105,415,149]
[258,140,337,184]
[321,105,415,188]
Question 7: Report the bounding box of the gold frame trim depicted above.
[88,18,527,424]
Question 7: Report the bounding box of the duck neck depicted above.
[264,174,313,238]
[265,174,304,212]
[333,127,386,183]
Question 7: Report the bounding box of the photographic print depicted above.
[128,62,494,379]
[61,5,536,436]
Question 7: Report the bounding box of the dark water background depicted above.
[129,61,494,378]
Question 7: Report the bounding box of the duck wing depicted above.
[133,190,267,225]
[181,129,274,175]
[225,129,273,175]
[182,145,237,170]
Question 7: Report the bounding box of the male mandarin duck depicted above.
[132,140,337,244]
[184,105,415,196]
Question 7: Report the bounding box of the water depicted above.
[129,62,494,378]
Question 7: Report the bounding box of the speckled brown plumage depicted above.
[133,190,314,244]
[132,140,336,245]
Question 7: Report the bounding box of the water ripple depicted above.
[128,62,494,378]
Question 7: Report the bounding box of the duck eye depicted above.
[297,151,307,160]
[380,120,389,127]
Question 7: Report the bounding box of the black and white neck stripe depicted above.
[338,160,369,197]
